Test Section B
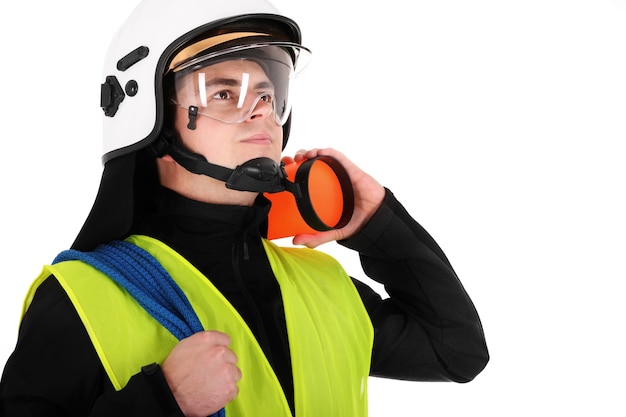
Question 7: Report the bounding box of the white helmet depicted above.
[100,0,308,162]
[73,0,309,250]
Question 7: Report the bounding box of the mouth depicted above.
[241,133,273,145]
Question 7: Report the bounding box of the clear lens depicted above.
[171,44,305,126]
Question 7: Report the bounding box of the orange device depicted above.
[265,156,354,240]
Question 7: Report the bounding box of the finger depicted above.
[291,235,320,248]
[293,148,322,162]
[292,229,341,248]
[202,330,232,347]
[219,347,239,366]
[292,150,307,162]
[233,365,243,383]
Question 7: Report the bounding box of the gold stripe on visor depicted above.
[169,32,271,72]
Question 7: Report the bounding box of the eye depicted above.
[260,94,274,104]
[212,90,232,100]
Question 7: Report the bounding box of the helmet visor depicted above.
[170,44,309,126]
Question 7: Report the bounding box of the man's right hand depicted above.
[161,331,241,417]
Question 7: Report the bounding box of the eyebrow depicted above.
[204,77,273,89]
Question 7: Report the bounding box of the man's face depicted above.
[173,59,284,169]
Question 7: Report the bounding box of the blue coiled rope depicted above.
[53,240,225,417]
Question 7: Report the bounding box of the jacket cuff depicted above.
[339,188,399,257]
[140,363,185,417]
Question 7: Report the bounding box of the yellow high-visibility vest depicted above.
[24,235,373,416]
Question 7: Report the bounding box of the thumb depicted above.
[291,229,343,248]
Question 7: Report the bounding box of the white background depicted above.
[1,1,625,415]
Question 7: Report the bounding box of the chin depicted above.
[241,150,281,164]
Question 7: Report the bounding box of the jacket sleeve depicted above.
[340,188,489,383]
[0,276,184,417]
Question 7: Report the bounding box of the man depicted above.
[0,0,489,416]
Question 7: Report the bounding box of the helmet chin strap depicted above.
[152,129,301,195]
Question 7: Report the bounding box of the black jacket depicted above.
[0,188,489,416]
